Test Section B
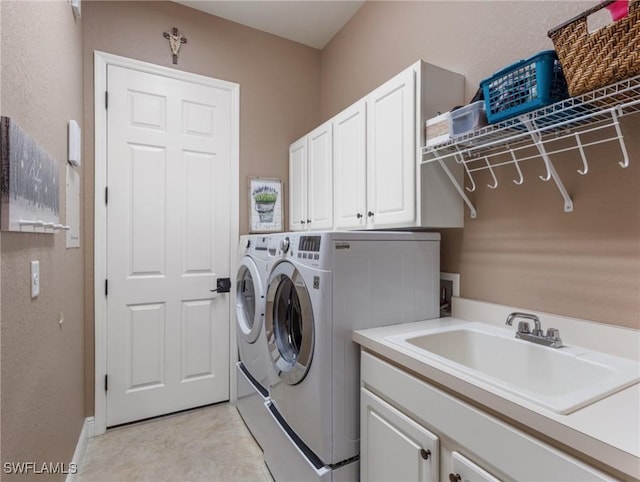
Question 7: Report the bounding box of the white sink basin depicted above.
[387,323,640,414]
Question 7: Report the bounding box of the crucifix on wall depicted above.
[163,27,187,64]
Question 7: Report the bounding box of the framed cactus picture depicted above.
[249,177,283,233]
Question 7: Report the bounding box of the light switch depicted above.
[31,261,40,298]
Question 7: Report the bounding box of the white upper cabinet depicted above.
[333,100,367,230]
[365,67,416,228]
[289,60,465,231]
[289,121,333,231]
[307,122,333,230]
[289,136,307,231]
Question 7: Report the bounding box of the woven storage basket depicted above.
[548,0,640,96]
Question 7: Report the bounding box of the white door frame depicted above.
[93,51,240,435]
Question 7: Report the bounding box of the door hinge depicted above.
[105,186,108,205]
[105,91,108,109]
[105,279,108,296]
[104,374,108,391]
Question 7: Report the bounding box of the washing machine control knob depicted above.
[280,237,290,253]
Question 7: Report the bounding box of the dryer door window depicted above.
[266,261,314,385]
[236,257,265,343]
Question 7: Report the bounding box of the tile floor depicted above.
[77,403,273,482]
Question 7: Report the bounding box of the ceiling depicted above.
[173,1,365,49]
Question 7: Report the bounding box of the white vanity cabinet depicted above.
[361,388,439,482]
[360,351,614,482]
[289,121,333,231]
[451,451,501,482]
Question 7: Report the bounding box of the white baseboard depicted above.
[66,417,94,482]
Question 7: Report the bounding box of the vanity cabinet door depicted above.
[361,388,439,482]
[450,451,501,482]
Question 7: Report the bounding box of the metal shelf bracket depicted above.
[519,115,574,213]
[434,151,477,219]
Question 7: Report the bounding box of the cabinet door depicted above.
[361,388,439,482]
[450,452,501,482]
[307,122,333,230]
[333,100,367,230]
[366,67,416,228]
[289,137,308,231]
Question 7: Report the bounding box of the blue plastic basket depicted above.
[480,50,569,124]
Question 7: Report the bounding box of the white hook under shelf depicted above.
[510,149,524,185]
[612,107,629,168]
[575,133,589,175]
[484,157,499,189]
[454,146,477,192]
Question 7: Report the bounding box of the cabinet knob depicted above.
[367,211,374,217]
[300,220,306,224]
[420,449,431,460]
[306,219,311,224]
[449,474,461,482]
[356,213,363,219]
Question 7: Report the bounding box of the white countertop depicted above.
[353,316,640,480]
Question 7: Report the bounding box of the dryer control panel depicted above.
[297,235,321,262]
[299,236,321,252]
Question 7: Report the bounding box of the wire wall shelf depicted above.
[421,75,640,218]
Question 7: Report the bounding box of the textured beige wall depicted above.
[321,1,640,330]
[1,1,85,480]
[82,1,320,415]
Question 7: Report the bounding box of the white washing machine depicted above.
[262,231,441,481]
[235,234,279,451]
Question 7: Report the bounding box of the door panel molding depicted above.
[93,51,239,435]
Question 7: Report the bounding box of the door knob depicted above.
[210,277,231,293]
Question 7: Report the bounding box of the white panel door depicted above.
[289,137,308,231]
[366,67,416,228]
[307,121,333,230]
[106,64,232,426]
[361,388,439,482]
[333,100,367,230]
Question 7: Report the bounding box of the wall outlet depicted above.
[440,278,453,317]
[440,272,460,297]
[31,261,40,298]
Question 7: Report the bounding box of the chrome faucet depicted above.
[505,312,563,348]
